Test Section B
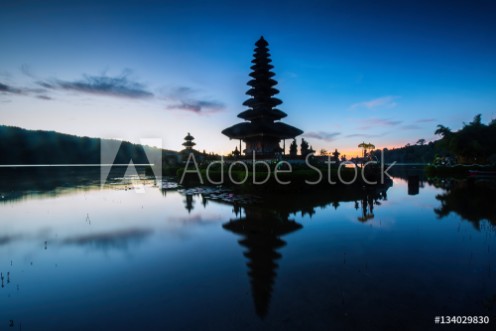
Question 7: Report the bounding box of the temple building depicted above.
[222,37,303,157]
[182,133,196,150]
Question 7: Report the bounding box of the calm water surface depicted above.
[0,169,495,330]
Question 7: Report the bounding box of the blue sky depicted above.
[1,0,495,156]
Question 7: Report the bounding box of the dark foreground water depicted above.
[0,169,495,330]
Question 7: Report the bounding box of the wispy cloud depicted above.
[165,86,225,115]
[36,95,52,100]
[0,82,23,94]
[40,72,153,99]
[37,81,54,89]
[357,118,402,130]
[345,132,390,138]
[171,100,224,113]
[303,131,341,142]
[20,64,37,79]
[0,81,45,95]
[415,118,437,123]
[401,124,421,130]
[351,96,400,110]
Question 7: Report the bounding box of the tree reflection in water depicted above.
[432,178,496,230]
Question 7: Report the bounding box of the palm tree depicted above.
[434,125,452,137]
[358,142,367,157]
[358,142,375,158]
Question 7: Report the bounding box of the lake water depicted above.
[0,169,495,330]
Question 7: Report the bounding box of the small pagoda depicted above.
[222,36,303,157]
[182,133,196,150]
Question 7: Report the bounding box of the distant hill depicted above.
[0,125,178,165]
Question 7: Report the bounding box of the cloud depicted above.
[0,82,23,94]
[357,118,402,130]
[36,95,52,100]
[165,86,225,114]
[40,72,153,99]
[37,81,55,89]
[61,228,152,251]
[345,132,390,138]
[169,100,224,114]
[1,81,48,99]
[0,71,12,79]
[303,131,341,142]
[351,96,400,110]
[20,64,37,79]
[3,70,155,102]
[416,118,437,123]
[401,124,421,130]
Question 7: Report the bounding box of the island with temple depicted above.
[174,36,392,191]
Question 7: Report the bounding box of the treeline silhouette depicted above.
[372,142,437,164]
[372,114,496,165]
[434,114,496,164]
[0,125,176,165]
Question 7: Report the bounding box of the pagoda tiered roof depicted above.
[222,36,303,144]
[222,121,302,140]
[182,132,196,148]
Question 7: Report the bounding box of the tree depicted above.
[289,139,297,157]
[435,125,452,137]
[300,138,310,156]
[434,114,496,164]
[358,142,375,158]
[320,148,328,156]
[416,139,426,146]
[331,149,340,163]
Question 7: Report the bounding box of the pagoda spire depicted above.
[222,37,303,157]
[240,36,284,120]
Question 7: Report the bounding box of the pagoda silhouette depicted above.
[223,207,302,318]
[182,133,196,150]
[222,36,303,157]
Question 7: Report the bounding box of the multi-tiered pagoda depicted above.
[222,37,303,157]
[182,133,196,150]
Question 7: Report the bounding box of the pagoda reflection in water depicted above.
[223,207,302,318]
[220,184,391,318]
